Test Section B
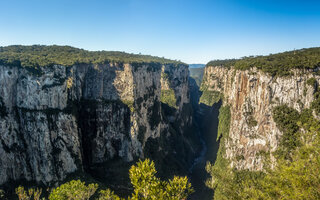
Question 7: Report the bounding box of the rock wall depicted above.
[201,66,320,170]
[0,62,195,186]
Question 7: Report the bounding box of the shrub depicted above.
[199,91,222,106]
[15,186,42,200]
[11,160,193,200]
[272,105,301,157]
[129,159,193,200]
[217,105,231,141]
[48,180,98,200]
[161,89,177,108]
[307,77,317,89]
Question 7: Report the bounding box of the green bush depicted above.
[199,91,222,106]
[217,105,231,141]
[272,105,301,157]
[16,186,42,200]
[12,159,193,200]
[247,115,258,128]
[129,159,193,200]
[49,180,98,200]
[206,108,320,200]
[307,77,317,89]
[161,89,177,108]
[312,91,320,115]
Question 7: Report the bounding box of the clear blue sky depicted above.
[1,0,320,63]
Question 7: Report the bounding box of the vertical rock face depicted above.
[201,66,320,170]
[0,62,195,186]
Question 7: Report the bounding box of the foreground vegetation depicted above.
[6,159,193,200]
[206,85,320,199]
[207,47,320,76]
[0,45,184,68]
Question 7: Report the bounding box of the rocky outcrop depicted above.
[0,62,196,186]
[201,66,320,170]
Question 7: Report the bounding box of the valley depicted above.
[0,45,320,200]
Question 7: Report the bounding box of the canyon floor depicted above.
[188,102,221,200]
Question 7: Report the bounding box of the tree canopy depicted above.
[207,47,320,76]
[0,45,184,68]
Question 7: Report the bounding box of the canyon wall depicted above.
[201,66,320,170]
[0,62,196,186]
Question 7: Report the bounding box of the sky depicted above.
[1,0,320,64]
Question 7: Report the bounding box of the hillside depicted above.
[207,47,320,76]
[0,45,183,68]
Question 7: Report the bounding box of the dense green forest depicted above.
[206,86,320,199]
[2,159,193,200]
[0,45,183,68]
[207,47,320,76]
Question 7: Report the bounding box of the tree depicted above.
[129,159,193,200]
[12,159,193,200]
[48,180,98,200]
[15,186,42,200]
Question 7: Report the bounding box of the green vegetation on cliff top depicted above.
[0,45,184,68]
[207,47,320,76]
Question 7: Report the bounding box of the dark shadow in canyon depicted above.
[188,77,221,200]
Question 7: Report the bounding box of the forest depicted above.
[207,48,320,76]
[0,45,183,68]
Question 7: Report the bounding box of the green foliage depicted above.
[0,189,4,199]
[122,99,134,113]
[206,59,238,67]
[98,189,123,200]
[312,91,320,115]
[207,142,320,200]
[207,97,320,200]
[129,159,162,199]
[0,45,184,69]
[49,180,98,200]
[15,186,42,200]
[307,77,318,89]
[129,159,193,200]
[160,89,177,108]
[165,176,193,200]
[217,105,231,141]
[199,91,222,106]
[272,105,301,158]
[247,115,258,128]
[11,160,193,200]
[206,47,320,76]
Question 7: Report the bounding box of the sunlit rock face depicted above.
[201,66,320,170]
[0,62,195,185]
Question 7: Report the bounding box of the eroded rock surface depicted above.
[0,62,196,186]
[201,66,320,170]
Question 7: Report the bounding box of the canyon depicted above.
[200,66,320,171]
[0,58,200,193]
[1,46,320,199]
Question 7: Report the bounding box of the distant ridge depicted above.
[189,64,205,68]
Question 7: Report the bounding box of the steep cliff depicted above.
[201,65,320,170]
[0,45,198,187]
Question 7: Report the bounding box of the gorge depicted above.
[0,45,320,199]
